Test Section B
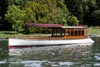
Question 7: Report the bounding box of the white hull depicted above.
[8,37,94,48]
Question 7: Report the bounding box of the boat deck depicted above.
[15,36,88,40]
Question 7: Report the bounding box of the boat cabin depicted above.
[25,23,89,39]
[51,26,88,39]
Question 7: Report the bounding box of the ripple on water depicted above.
[8,44,93,67]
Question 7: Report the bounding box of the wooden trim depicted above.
[64,36,87,39]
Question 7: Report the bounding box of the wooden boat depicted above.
[8,23,94,48]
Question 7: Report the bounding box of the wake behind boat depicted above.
[8,23,94,48]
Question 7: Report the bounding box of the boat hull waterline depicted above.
[8,38,94,48]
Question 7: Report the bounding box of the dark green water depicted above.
[0,37,100,67]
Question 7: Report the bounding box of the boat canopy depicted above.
[25,23,63,28]
[25,23,87,29]
[25,23,88,38]
[62,26,86,29]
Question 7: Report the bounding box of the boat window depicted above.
[82,30,84,36]
[75,31,77,36]
[71,31,74,36]
[52,28,65,37]
[78,30,81,36]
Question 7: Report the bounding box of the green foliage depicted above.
[25,2,40,23]
[68,15,79,26]
[0,0,100,32]
[25,0,69,24]
[5,5,26,32]
[24,0,70,33]
[5,0,100,33]
[7,0,27,8]
[91,10,100,25]
[65,0,96,24]
[96,0,100,9]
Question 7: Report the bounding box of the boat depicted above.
[8,23,94,48]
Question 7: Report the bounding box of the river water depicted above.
[0,37,100,67]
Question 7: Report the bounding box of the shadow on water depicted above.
[90,37,100,67]
[0,39,9,67]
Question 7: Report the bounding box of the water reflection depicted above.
[9,44,92,67]
[0,39,9,67]
[90,38,100,67]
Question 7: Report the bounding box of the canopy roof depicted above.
[62,26,86,29]
[25,23,86,29]
[25,23,63,28]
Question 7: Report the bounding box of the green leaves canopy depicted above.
[25,0,69,25]
[91,10,100,25]
[6,0,70,33]
[5,5,26,32]
[65,0,96,23]
[5,0,81,32]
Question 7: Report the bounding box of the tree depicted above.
[24,0,70,33]
[65,0,96,25]
[7,0,27,8]
[5,5,26,32]
[25,0,70,25]
[68,15,79,26]
[91,10,100,25]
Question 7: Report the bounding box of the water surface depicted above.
[0,37,100,67]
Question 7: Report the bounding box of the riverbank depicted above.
[0,27,100,38]
[0,33,99,39]
[89,34,100,37]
